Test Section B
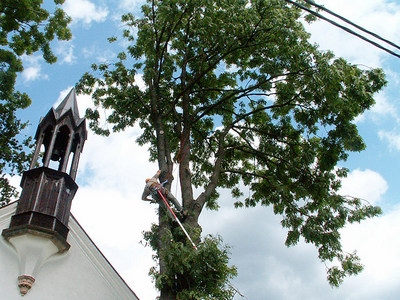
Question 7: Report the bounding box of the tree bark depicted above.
[149,76,176,299]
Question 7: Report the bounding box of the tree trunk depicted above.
[149,76,177,299]
[159,209,175,300]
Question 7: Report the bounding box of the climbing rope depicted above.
[156,188,197,250]
[150,130,197,248]
[164,130,191,188]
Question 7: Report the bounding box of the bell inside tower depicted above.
[50,125,71,171]
[35,124,82,178]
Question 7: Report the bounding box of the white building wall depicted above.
[0,202,138,300]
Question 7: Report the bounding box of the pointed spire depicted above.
[54,88,84,126]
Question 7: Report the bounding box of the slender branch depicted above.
[231,125,300,147]
[174,18,275,102]
[222,168,272,181]
[195,124,233,209]
[191,126,215,153]
[192,68,312,124]
[157,5,189,85]
[228,91,303,128]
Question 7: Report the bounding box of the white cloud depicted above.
[96,49,119,63]
[354,84,399,126]
[55,42,77,65]
[22,67,42,82]
[386,68,400,86]
[371,92,398,119]
[63,0,108,25]
[3,174,22,203]
[21,55,48,82]
[134,74,146,91]
[379,130,400,151]
[118,0,145,11]
[70,126,159,299]
[305,0,400,67]
[82,45,117,63]
[340,206,400,299]
[82,46,95,59]
[6,174,22,193]
[339,169,388,204]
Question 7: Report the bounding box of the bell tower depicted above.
[2,88,87,295]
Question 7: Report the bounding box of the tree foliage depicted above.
[144,223,238,299]
[77,0,386,297]
[0,0,71,205]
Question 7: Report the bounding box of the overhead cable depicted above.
[302,0,400,51]
[284,0,400,59]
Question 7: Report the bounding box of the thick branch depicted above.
[195,128,230,212]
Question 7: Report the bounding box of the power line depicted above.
[303,0,400,51]
[284,0,400,59]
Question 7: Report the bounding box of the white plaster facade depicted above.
[0,202,139,300]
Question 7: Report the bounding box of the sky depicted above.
[9,0,400,299]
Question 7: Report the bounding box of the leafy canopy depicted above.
[0,0,71,205]
[78,0,386,292]
[144,223,238,299]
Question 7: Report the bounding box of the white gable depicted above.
[0,202,139,300]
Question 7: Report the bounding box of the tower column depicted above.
[70,141,82,180]
[60,130,74,172]
[30,131,45,170]
[43,124,59,168]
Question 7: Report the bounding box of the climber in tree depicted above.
[142,170,183,219]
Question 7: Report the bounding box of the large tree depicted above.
[0,0,71,206]
[77,0,386,298]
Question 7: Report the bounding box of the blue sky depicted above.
[10,0,400,299]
